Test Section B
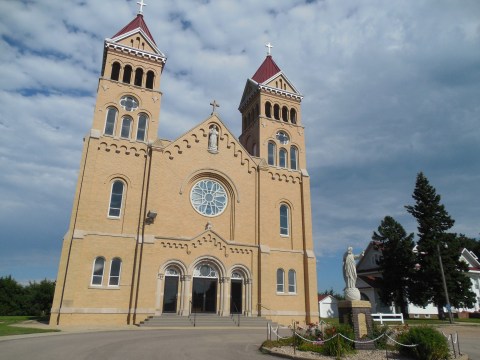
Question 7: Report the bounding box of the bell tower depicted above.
[239,44,305,171]
[92,9,166,141]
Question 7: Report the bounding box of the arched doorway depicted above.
[163,267,180,313]
[192,264,218,313]
[230,271,243,314]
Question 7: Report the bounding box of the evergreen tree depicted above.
[372,216,415,318]
[405,172,475,319]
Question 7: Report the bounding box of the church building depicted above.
[50,8,318,326]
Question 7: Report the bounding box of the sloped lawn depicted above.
[0,316,59,336]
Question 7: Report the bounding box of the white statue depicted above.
[208,126,219,152]
[343,246,364,300]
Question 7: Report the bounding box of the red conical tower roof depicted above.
[112,14,156,45]
[251,55,281,83]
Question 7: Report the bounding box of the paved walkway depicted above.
[0,328,270,360]
[1,323,479,360]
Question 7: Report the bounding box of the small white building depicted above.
[356,242,480,318]
[318,294,339,319]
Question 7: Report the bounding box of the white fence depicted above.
[372,313,404,324]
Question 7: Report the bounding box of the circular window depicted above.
[190,179,228,217]
[276,131,289,145]
[120,96,139,111]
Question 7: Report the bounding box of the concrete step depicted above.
[139,314,276,328]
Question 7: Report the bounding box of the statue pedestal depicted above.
[338,300,374,350]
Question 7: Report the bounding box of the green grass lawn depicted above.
[0,316,59,336]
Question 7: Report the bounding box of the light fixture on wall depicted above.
[145,210,157,224]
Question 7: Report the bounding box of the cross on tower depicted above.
[137,0,147,14]
[265,42,273,56]
[210,100,220,114]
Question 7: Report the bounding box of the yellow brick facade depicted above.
[50,14,318,327]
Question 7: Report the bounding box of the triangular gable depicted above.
[238,79,259,110]
[159,113,257,173]
[262,72,302,95]
[460,248,480,269]
[356,241,382,272]
[156,229,255,257]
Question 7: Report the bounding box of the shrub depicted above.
[370,323,391,349]
[396,326,450,360]
[261,336,294,349]
[321,323,356,359]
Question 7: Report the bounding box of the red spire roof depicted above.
[112,14,156,45]
[251,55,281,83]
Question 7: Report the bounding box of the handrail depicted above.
[189,300,196,327]
[231,302,240,327]
[257,303,272,315]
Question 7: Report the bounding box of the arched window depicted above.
[252,143,257,157]
[280,204,289,236]
[279,148,287,168]
[290,109,297,124]
[288,269,296,293]
[111,62,120,81]
[146,71,155,89]
[122,65,132,84]
[109,258,122,286]
[134,68,143,87]
[120,117,132,139]
[265,102,272,118]
[282,106,288,122]
[268,142,276,166]
[273,104,280,120]
[108,180,124,217]
[290,146,298,170]
[136,113,148,142]
[104,107,117,136]
[276,269,285,293]
[91,257,105,286]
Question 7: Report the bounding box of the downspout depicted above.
[256,164,262,316]
[56,134,92,325]
[133,144,153,324]
[127,143,150,324]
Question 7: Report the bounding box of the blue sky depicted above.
[0,0,479,293]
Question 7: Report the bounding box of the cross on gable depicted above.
[137,0,147,14]
[210,100,220,114]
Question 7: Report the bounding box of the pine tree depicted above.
[372,216,415,318]
[405,172,475,319]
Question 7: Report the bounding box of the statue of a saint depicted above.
[343,246,364,290]
[208,126,219,152]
